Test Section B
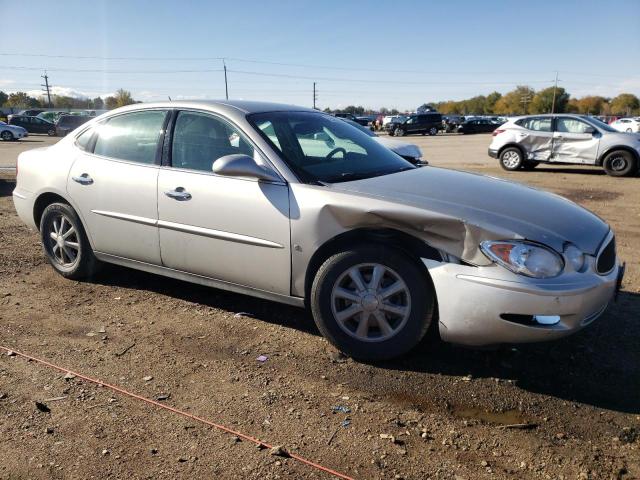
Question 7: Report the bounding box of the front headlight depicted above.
[480,240,564,278]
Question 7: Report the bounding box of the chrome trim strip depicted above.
[91,210,157,227]
[90,210,284,249]
[157,220,284,249]
[93,252,303,307]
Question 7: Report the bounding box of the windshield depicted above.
[249,111,414,183]
[583,116,617,133]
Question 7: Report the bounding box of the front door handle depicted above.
[165,187,192,201]
[72,173,93,185]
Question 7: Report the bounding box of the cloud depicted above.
[8,86,114,100]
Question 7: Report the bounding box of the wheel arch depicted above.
[32,191,96,250]
[497,142,526,160]
[303,227,442,302]
[596,145,640,167]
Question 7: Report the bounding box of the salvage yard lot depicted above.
[0,133,638,479]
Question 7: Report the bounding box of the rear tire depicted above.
[310,245,434,361]
[1,130,14,141]
[603,150,637,177]
[428,127,438,136]
[47,128,56,136]
[499,147,524,171]
[40,202,100,279]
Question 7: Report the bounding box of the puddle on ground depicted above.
[451,406,525,425]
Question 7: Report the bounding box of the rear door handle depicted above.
[165,188,192,201]
[72,173,93,185]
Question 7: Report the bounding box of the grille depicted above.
[596,236,616,274]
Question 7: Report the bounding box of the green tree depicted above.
[610,93,640,115]
[485,91,502,114]
[114,88,135,107]
[91,97,105,109]
[104,96,118,109]
[529,86,569,114]
[5,92,41,108]
[0,90,8,107]
[493,86,535,115]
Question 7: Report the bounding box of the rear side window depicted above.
[517,117,552,132]
[94,110,167,164]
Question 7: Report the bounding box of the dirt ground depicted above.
[0,133,638,479]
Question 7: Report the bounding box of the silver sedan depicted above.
[13,101,624,360]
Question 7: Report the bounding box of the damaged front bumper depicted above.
[422,258,621,346]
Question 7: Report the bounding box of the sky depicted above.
[1,0,639,111]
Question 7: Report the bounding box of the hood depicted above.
[330,167,609,257]
[374,137,423,159]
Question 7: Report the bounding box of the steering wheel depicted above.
[326,147,347,160]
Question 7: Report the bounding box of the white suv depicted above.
[610,117,640,133]
[488,114,640,177]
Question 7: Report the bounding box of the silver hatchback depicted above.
[488,114,640,176]
[14,101,624,360]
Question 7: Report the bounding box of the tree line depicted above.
[328,87,640,117]
[0,89,138,110]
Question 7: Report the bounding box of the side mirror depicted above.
[212,154,281,183]
[585,126,596,134]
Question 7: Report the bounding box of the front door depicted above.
[552,117,600,164]
[157,110,291,295]
[67,109,168,264]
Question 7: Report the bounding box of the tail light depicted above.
[492,129,505,136]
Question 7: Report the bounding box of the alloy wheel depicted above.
[330,263,411,342]
[609,156,628,172]
[46,214,80,267]
[502,150,521,169]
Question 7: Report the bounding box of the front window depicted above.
[249,111,414,183]
[584,116,617,132]
[171,111,255,172]
[556,117,593,134]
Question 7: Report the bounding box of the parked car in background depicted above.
[8,115,56,135]
[456,118,500,134]
[610,117,640,133]
[355,114,377,126]
[0,121,28,141]
[489,114,640,176]
[383,115,408,127]
[55,114,91,136]
[38,111,70,124]
[340,118,425,164]
[442,115,464,133]
[386,112,443,137]
[18,109,46,117]
[13,100,623,360]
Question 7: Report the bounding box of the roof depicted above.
[126,99,317,115]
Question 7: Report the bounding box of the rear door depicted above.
[67,109,168,264]
[552,117,600,164]
[514,117,554,161]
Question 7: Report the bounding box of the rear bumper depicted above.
[12,188,37,230]
[422,258,620,346]
[488,148,498,158]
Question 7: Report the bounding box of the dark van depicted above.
[386,112,443,137]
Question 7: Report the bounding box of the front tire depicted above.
[311,246,434,361]
[499,147,524,171]
[428,127,438,136]
[47,128,56,136]
[603,150,637,177]
[1,130,14,141]
[394,127,405,137]
[40,203,99,279]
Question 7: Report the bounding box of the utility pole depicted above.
[551,70,559,114]
[41,71,52,108]
[313,82,317,109]
[520,92,532,114]
[223,59,229,100]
